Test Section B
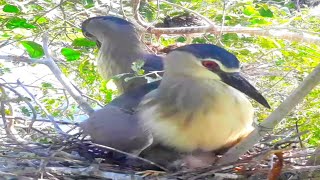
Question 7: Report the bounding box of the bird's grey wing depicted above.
[108,80,161,112]
[142,54,164,72]
[80,81,161,154]
[80,105,153,155]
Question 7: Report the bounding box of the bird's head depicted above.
[81,16,137,48]
[164,44,270,108]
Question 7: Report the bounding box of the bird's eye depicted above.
[202,60,219,70]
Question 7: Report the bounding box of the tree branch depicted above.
[41,34,94,115]
[145,26,320,44]
[0,55,48,64]
[17,80,67,136]
[130,1,320,45]
[0,37,95,116]
[218,63,320,165]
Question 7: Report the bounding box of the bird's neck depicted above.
[96,36,146,93]
[99,39,143,75]
[157,77,223,113]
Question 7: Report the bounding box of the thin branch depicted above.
[219,63,320,165]
[17,80,67,136]
[0,52,94,116]
[41,33,94,115]
[33,0,65,24]
[81,94,104,107]
[132,22,320,44]
[129,0,320,44]
[0,83,38,133]
[0,55,48,64]
[216,0,229,43]
[160,0,216,27]
[87,142,168,171]
[295,121,304,148]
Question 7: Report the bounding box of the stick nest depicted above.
[0,118,319,180]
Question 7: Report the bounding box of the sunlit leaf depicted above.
[3,4,20,13]
[160,37,176,46]
[82,0,94,8]
[21,41,44,59]
[6,17,36,29]
[259,7,273,17]
[192,37,206,43]
[61,48,81,61]
[72,38,96,47]
[176,36,186,42]
[41,82,53,89]
[29,4,44,11]
[34,16,49,24]
[250,18,270,25]
[131,60,145,75]
[243,5,257,16]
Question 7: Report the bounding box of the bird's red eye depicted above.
[202,60,219,70]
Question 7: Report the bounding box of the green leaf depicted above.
[243,5,257,16]
[176,36,186,43]
[259,7,273,18]
[275,59,285,66]
[131,60,145,75]
[21,41,44,59]
[34,16,49,24]
[250,18,270,25]
[192,37,207,43]
[72,38,96,47]
[21,106,31,116]
[82,0,94,8]
[222,33,239,42]
[3,4,20,13]
[160,37,176,46]
[61,48,81,61]
[29,4,44,11]
[41,82,53,89]
[258,37,277,49]
[6,17,36,29]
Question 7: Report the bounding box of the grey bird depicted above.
[80,16,163,155]
[81,16,163,93]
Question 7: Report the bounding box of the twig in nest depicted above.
[0,83,37,137]
[17,80,67,137]
[86,142,168,171]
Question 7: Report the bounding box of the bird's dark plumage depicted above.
[142,54,164,72]
[81,15,163,93]
[109,81,161,112]
[174,44,240,69]
[80,16,163,155]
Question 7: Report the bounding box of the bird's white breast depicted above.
[138,79,254,152]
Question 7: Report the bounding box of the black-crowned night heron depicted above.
[80,16,163,155]
[81,16,163,93]
[138,44,270,155]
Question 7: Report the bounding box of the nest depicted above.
[0,117,319,180]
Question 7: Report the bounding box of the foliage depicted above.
[0,0,319,150]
